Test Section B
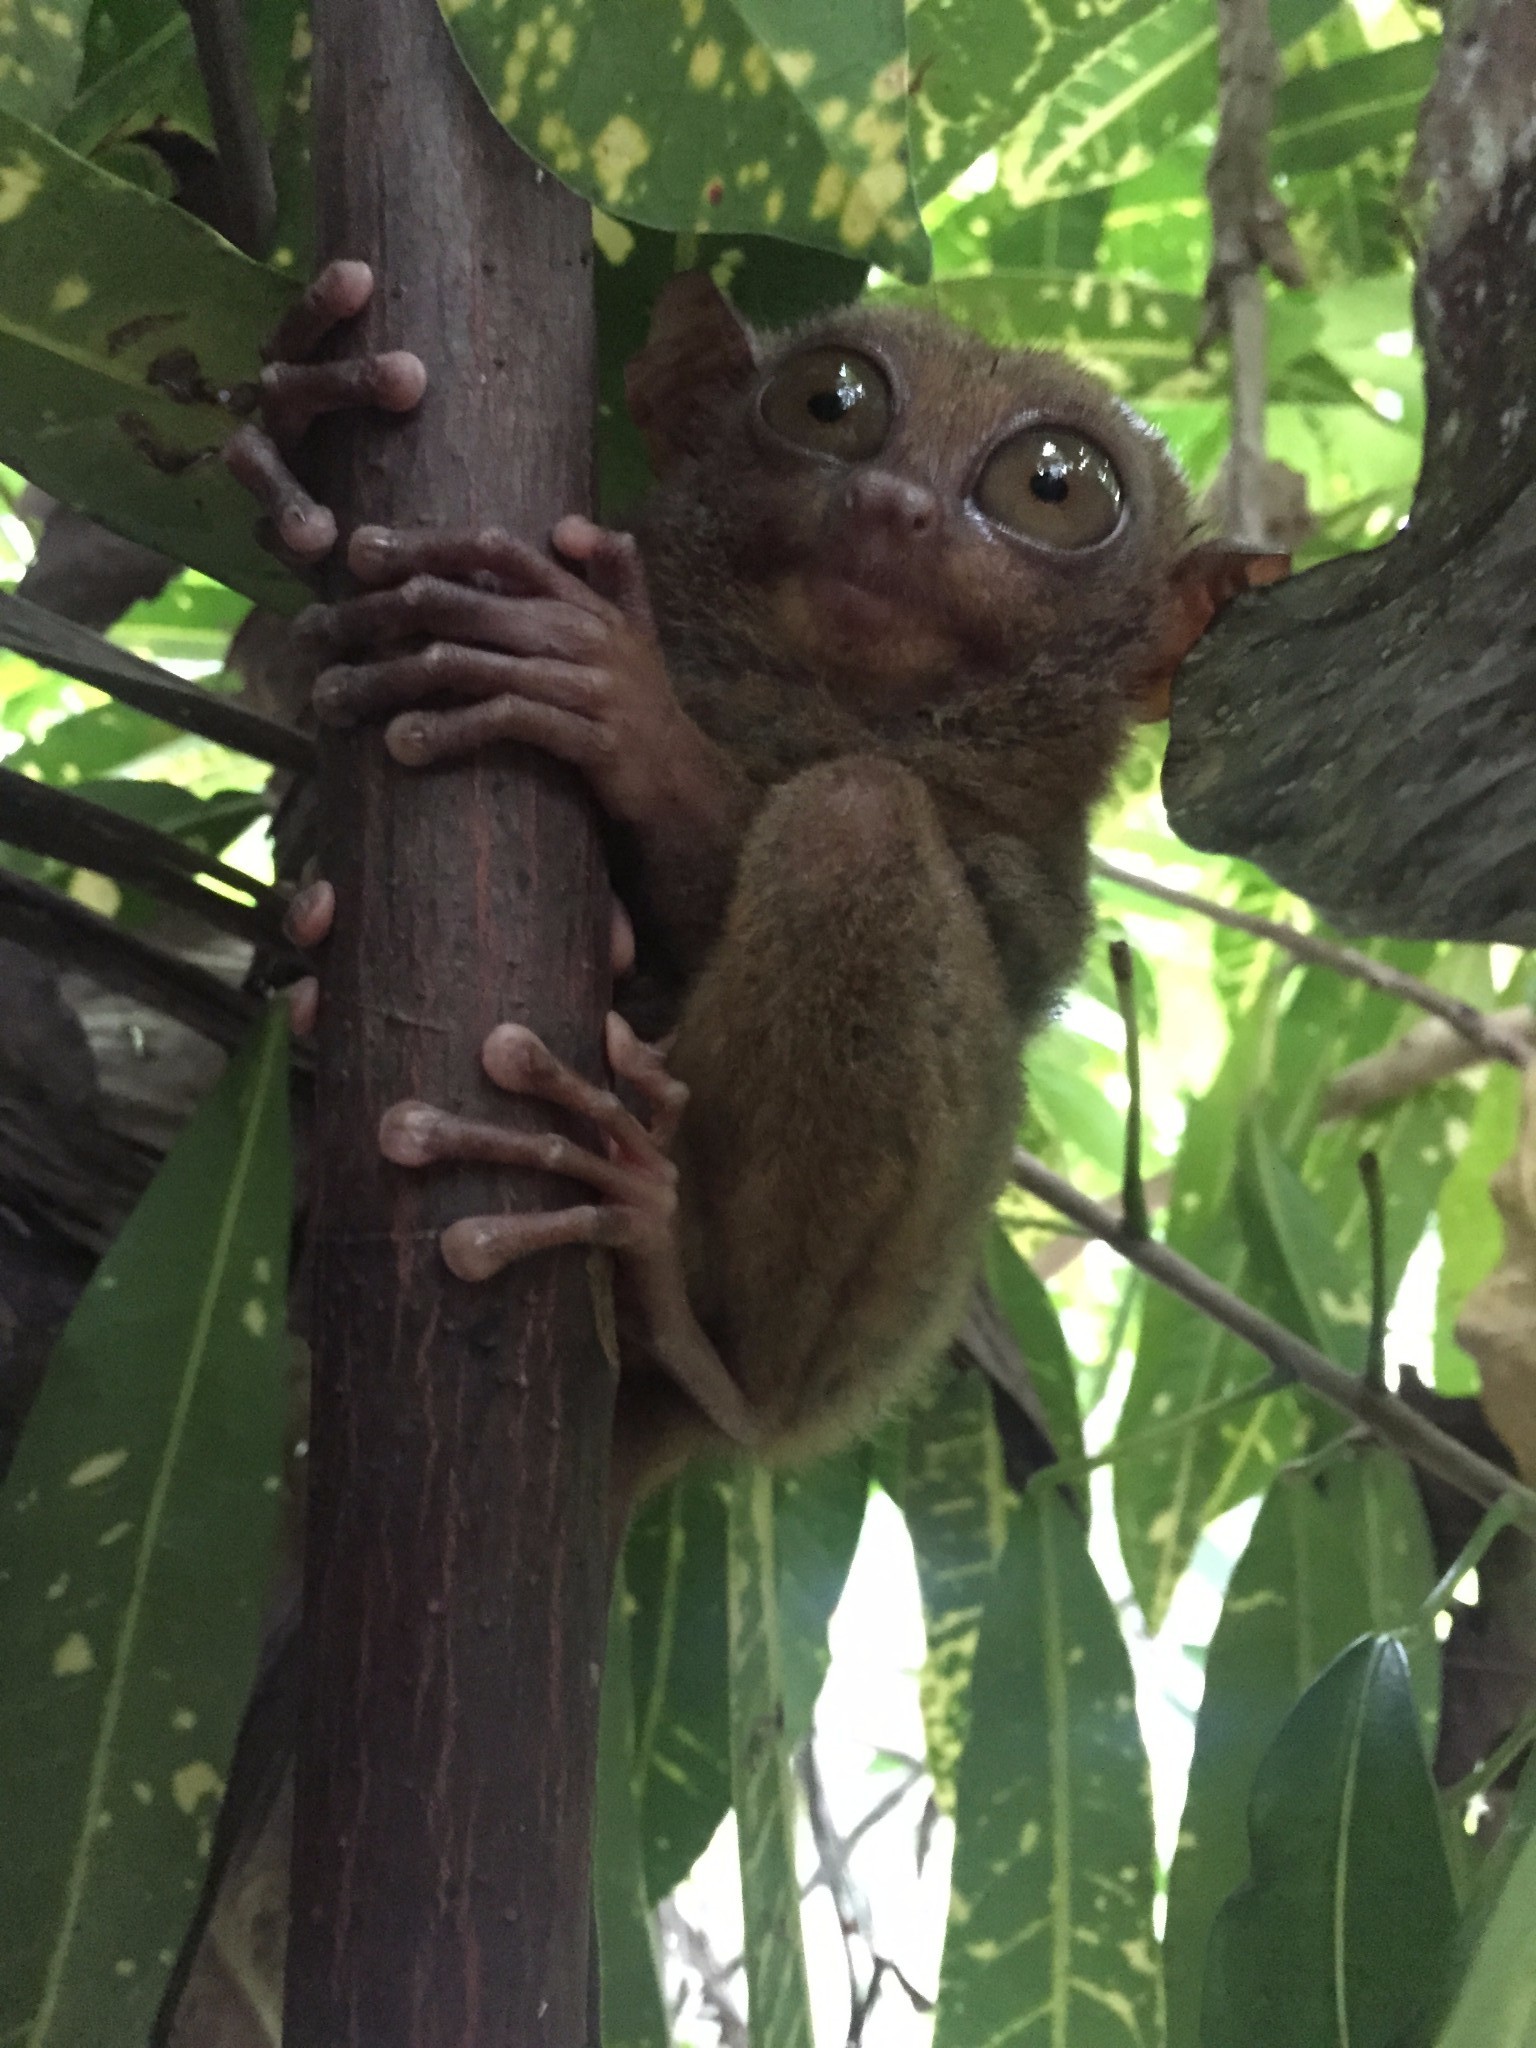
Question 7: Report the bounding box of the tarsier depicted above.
[231,258,1274,1540]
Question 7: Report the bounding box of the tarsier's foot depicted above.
[383,1014,761,1449]
[380,1012,684,1281]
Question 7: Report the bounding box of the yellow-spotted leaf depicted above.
[935,1485,1161,2048]
[0,1005,292,2047]
[0,108,301,609]
[441,0,928,278]
[0,0,90,131]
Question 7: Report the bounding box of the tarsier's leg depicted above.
[667,755,1021,1453]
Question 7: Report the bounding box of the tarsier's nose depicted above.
[842,468,940,539]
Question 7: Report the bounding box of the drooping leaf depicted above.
[1235,1115,1369,1373]
[0,1004,292,2046]
[935,1485,1162,2048]
[1201,1635,1456,2048]
[727,1461,814,2048]
[0,108,301,609]
[984,1224,1085,1470]
[0,0,91,130]
[901,1360,1009,1809]
[596,1577,670,2048]
[1163,1448,1437,2048]
[774,1446,869,1743]
[625,1465,731,1905]
[442,0,926,277]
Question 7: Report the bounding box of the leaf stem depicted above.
[1110,939,1149,1241]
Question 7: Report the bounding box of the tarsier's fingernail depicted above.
[379,1100,445,1167]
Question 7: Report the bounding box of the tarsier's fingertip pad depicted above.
[282,879,334,948]
[385,715,433,765]
[441,1218,504,1283]
[379,1101,446,1167]
[348,524,395,576]
[375,351,428,411]
[483,1023,549,1086]
[322,258,374,310]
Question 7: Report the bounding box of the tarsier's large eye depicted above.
[758,347,893,461]
[974,427,1124,549]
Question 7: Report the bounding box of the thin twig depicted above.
[1011,1147,1536,1537]
[1447,1702,1536,1810]
[1094,855,1532,1068]
[1109,939,1149,1240]
[182,0,277,256]
[655,1899,747,2048]
[1359,1151,1388,1389]
[800,1759,926,1902]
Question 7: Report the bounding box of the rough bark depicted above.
[284,3,611,2044]
[1163,1,1536,942]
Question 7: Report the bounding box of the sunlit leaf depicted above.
[984,1224,1085,1470]
[902,1361,1009,1809]
[727,1462,814,2048]
[1163,1448,1437,2048]
[1201,1635,1456,2048]
[935,1485,1161,2048]
[0,108,300,609]
[442,0,926,277]
[775,1447,868,1743]
[1434,1063,1523,1395]
[596,1578,670,2048]
[0,1005,291,2046]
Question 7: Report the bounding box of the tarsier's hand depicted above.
[296,518,719,832]
[225,259,427,566]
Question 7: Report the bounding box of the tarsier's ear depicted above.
[624,272,759,476]
[1129,545,1291,723]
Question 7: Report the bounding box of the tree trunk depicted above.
[283,2,610,2042]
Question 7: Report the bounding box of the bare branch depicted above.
[1323,1010,1535,1119]
[1094,855,1532,1068]
[1011,1146,1536,1538]
[182,0,277,256]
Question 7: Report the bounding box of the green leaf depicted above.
[0,1004,292,2046]
[0,108,301,610]
[1235,1115,1370,1373]
[53,14,207,156]
[727,1462,814,2048]
[1435,1063,1524,1395]
[901,1361,1009,1809]
[774,1447,868,1743]
[4,701,175,784]
[0,0,91,130]
[441,0,927,278]
[1164,1448,1437,2048]
[625,1466,731,1904]
[984,1224,1085,1470]
[596,1577,670,2048]
[936,1485,1162,2048]
[1202,1635,1456,2048]
[1272,37,1440,180]
[1417,1755,1536,2048]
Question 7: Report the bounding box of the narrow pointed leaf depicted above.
[0,108,300,609]
[1235,1116,1370,1372]
[597,1578,671,2048]
[0,1005,292,2046]
[984,1225,1085,1468]
[774,1447,868,1745]
[1164,1449,1437,2048]
[727,1462,814,2048]
[936,1486,1162,2048]
[902,1361,1009,1809]
[1202,1636,1456,2048]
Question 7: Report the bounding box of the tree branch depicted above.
[181,0,276,256]
[1094,855,1531,1067]
[1011,1146,1536,1537]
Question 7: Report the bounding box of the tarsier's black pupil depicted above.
[1031,462,1072,505]
[809,386,854,423]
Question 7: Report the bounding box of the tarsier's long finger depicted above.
[378,1099,664,1208]
[347,524,612,615]
[439,1205,640,1284]
[283,878,335,950]
[225,424,337,561]
[482,1023,675,1175]
[611,899,636,980]
[605,1012,689,1147]
[286,976,319,1039]
[299,581,603,663]
[383,688,603,771]
[259,353,426,449]
[313,646,594,727]
[265,258,375,364]
[552,515,655,626]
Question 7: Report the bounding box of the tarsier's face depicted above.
[714,306,1191,708]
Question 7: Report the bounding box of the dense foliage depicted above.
[1,0,1533,2043]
